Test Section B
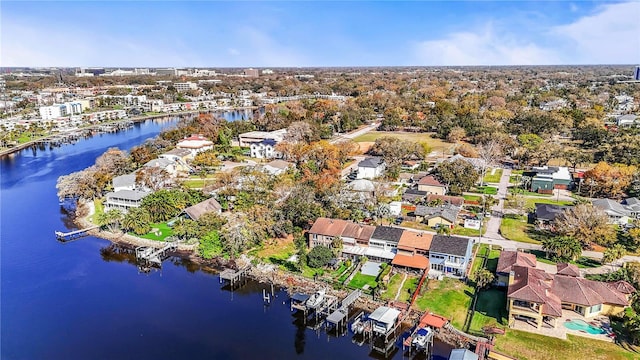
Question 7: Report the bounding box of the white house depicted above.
[112,173,137,192]
[104,190,150,212]
[176,134,214,157]
[250,139,279,159]
[357,157,385,179]
[144,158,179,177]
[592,198,633,225]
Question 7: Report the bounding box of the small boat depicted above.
[306,289,325,308]
[411,327,432,348]
[351,317,365,334]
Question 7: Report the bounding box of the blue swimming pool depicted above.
[563,319,606,334]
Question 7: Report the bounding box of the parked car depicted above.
[394,217,404,225]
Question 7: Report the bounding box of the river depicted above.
[0,116,453,359]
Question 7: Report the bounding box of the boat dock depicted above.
[325,289,362,331]
[219,266,251,287]
[55,226,100,242]
[135,243,177,266]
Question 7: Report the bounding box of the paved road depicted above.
[330,122,380,144]
[483,168,511,240]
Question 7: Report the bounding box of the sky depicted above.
[1,1,639,67]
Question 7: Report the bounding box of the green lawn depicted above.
[138,222,174,241]
[413,278,473,329]
[471,244,502,276]
[348,273,378,289]
[452,223,487,237]
[399,276,419,302]
[483,168,503,183]
[468,289,508,334]
[499,216,541,244]
[91,199,104,225]
[352,131,452,152]
[495,329,639,360]
[524,197,575,210]
[381,273,404,300]
[463,194,482,203]
[474,186,498,195]
[509,187,553,197]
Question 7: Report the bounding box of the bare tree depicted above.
[477,140,503,184]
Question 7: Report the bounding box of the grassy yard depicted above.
[91,199,104,225]
[499,216,541,244]
[483,168,503,183]
[399,276,419,303]
[254,238,297,266]
[463,194,482,203]
[471,244,502,275]
[380,273,404,301]
[524,197,575,210]
[138,222,174,241]
[413,278,473,329]
[468,289,508,334]
[473,186,498,195]
[352,131,452,153]
[495,329,639,360]
[348,273,378,289]
[452,222,487,237]
[509,187,553,197]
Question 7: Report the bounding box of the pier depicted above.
[219,266,251,287]
[325,289,363,332]
[55,226,100,242]
[135,243,177,266]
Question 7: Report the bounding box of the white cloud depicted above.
[412,25,560,66]
[552,1,640,64]
[412,1,640,66]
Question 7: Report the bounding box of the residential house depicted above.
[104,190,150,212]
[623,198,640,219]
[616,114,638,127]
[533,203,572,228]
[505,262,634,329]
[428,235,474,278]
[144,158,179,177]
[112,173,137,192]
[159,148,193,173]
[495,250,537,286]
[307,217,377,260]
[176,134,214,157]
[308,217,351,249]
[440,154,486,171]
[402,189,428,203]
[414,204,460,228]
[238,129,287,147]
[530,166,572,193]
[417,176,447,195]
[392,231,432,272]
[368,226,404,262]
[183,197,222,221]
[357,157,385,179]
[250,139,280,159]
[591,198,632,225]
[262,159,293,176]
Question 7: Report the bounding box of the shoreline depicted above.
[0,106,258,158]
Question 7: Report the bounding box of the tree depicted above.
[96,209,124,233]
[447,126,466,143]
[603,244,627,270]
[172,219,202,241]
[542,236,582,262]
[553,204,616,247]
[434,159,480,195]
[307,245,333,268]
[121,207,152,235]
[477,140,503,185]
[199,230,223,259]
[135,166,172,191]
[367,136,429,179]
[582,162,637,199]
[473,268,495,289]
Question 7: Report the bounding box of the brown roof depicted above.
[308,217,349,237]
[391,254,429,270]
[397,231,433,252]
[556,263,580,277]
[496,251,537,274]
[183,197,222,221]
[508,265,562,317]
[342,223,376,241]
[607,280,636,295]
[552,275,629,307]
[426,194,465,207]
[417,175,445,187]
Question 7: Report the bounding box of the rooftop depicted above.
[391,254,429,270]
[417,175,446,187]
[398,230,433,251]
[371,226,405,242]
[358,157,384,168]
[429,235,471,257]
[496,251,537,274]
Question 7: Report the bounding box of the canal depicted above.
[1,115,452,359]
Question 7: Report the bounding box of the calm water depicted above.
[0,117,452,360]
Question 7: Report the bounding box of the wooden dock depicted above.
[135,243,177,266]
[55,226,100,242]
[325,289,363,331]
[219,266,251,286]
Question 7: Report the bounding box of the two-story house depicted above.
[392,231,432,272]
[428,235,474,278]
[368,226,404,262]
[591,198,633,225]
[357,157,385,179]
[104,189,150,213]
[250,139,280,159]
[495,250,537,286]
[176,134,214,157]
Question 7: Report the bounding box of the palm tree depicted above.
[602,244,627,271]
[122,208,152,235]
[542,236,582,262]
[97,209,124,233]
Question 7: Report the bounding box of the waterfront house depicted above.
[183,197,222,221]
[428,235,473,279]
[417,176,447,195]
[392,231,432,272]
[357,157,385,179]
[176,134,214,156]
[506,262,634,329]
[112,173,137,192]
[250,139,280,159]
[308,217,350,249]
[307,217,376,260]
[368,226,403,262]
[104,189,150,212]
[495,250,537,286]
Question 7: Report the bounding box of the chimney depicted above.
[508,270,515,286]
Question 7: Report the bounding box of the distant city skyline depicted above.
[2,1,639,67]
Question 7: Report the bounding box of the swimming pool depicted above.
[563,319,606,334]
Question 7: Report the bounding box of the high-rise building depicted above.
[243,68,259,77]
[634,66,640,81]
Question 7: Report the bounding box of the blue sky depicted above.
[2,1,639,67]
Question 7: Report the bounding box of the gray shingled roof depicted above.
[430,235,471,257]
[358,157,384,168]
[113,173,136,189]
[534,203,572,222]
[371,226,404,243]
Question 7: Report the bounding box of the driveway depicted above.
[482,168,511,240]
